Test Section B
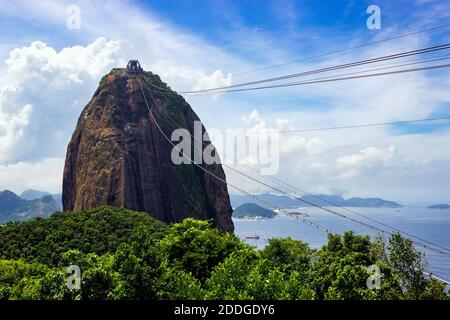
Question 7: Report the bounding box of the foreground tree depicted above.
[158,219,246,281]
[386,233,448,300]
[0,211,448,300]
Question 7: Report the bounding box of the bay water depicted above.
[234,207,450,283]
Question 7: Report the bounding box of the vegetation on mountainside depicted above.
[232,203,277,219]
[0,206,448,300]
[0,206,167,267]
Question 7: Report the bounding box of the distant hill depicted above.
[19,189,62,210]
[52,193,62,209]
[0,206,167,266]
[233,203,276,219]
[0,190,60,224]
[343,197,401,208]
[428,204,450,209]
[20,189,51,200]
[230,193,402,209]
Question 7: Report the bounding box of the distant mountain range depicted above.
[428,204,450,209]
[230,193,402,209]
[232,203,276,219]
[19,189,51,200]
[0,190,62,224]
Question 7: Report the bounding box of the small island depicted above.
[428,204,450,209]
[232,203,277,219]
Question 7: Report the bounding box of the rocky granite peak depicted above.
[62,67,234,232]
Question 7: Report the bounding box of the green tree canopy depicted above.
[0,207,448,301]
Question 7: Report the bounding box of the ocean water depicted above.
[233,207,450,283]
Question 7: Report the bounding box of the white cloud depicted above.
[0,37,125,166]
[193,70,232,92]
[0,103,32,163]
[337,145,397,178]
[404,156,433,167]
[6,37,124,85]
[305,137,326,156]
[0,157,64,194]
[275,118,290,130]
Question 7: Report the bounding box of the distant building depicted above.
[127,60,143,72]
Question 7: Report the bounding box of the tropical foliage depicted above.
[0,206,447,300]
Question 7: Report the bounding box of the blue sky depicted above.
[0,0,450,204]
[136,0,450,67]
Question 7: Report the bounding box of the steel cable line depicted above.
[148,82,450,257]
[132,69,334,235]
[274,53,450,83]
[223,162,450,258]
[223,167,450,284]
[136,70,450,284]
[189,62,450,94]
[219,158,450,284]
[423,271,450,284]
[258,54,450,90]
[238,164,450,255]
[137,44,450,95]
[211,115,450,135]
[157,103,450,284]
[140,60,450,135]
[159,96,450,258]
[233,22,450,77]
[140,56,450,254]
[179,43,450,93]
[277,116,450,134]
[146,53,450,93]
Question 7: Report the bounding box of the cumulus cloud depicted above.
[0,37,124,166]
[404,156,433,167]
[192,70,232,92]
[0,104,32,163]
[219,109,331,186]
[337,145,397,178]
[174,69,232,100]
[275,118,290,130]
[6,37,124,85]
[0,158,64,194]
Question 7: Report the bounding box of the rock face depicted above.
[62,68,234,232]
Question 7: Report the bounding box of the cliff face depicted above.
[62,68,234,232]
